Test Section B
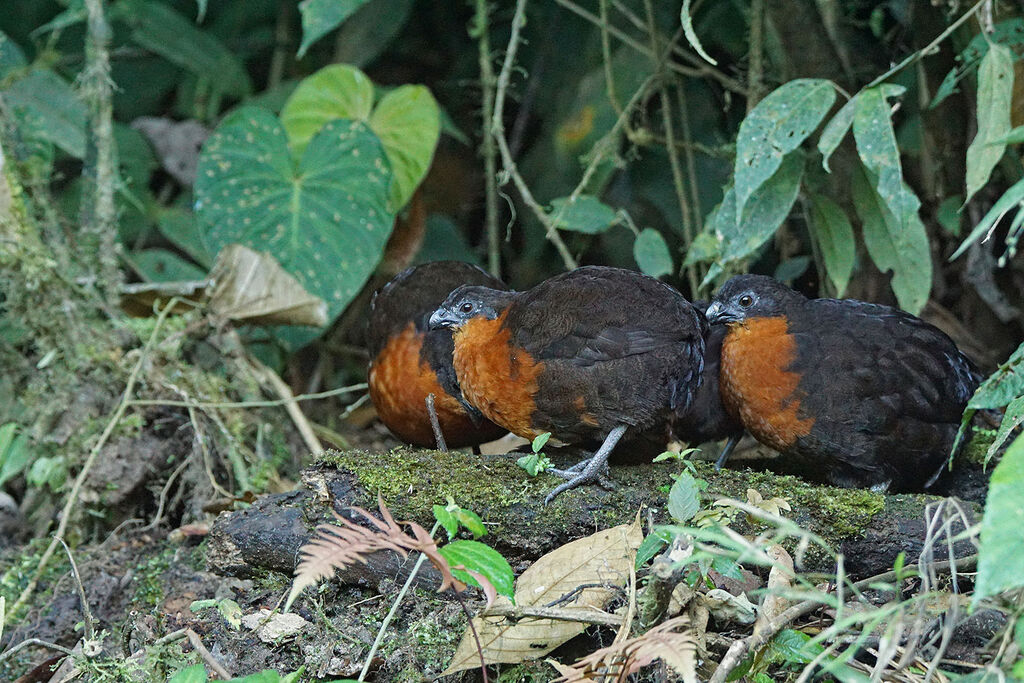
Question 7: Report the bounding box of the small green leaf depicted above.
[635,528,673,569]
[734,78,834,215]
[965,44,1014,204]
[0,425,30,489]
[549,195,618,234]
[936,195,963,236]
[679,0,717,66]
[27,455,67,491]
[773,256,810,283]
[986,397,1024,465]
[973,433,1024,605]
[297,0,371,58]
[168,664,208,683]
[532,432,551,453]
[932,19,1024,109]
[951,176,1024,261]
[454,508,487,539]
[433,504,459,541]
[3,69,87,158]
[807,192,855,296]
[850,158,931,313]
[217,598,243,630]
[516,453,551,476]
[157,209,213,268]
[818,95,857,172]
[438,540,515,600]
[989,125,1024,145]
[768,629,820,664]
[281,65,375,155]
[969,342,1024,410]
[682,230,720,266]
[633,228,673,278]
[668,472,701,523]
[130,249,207,282]
[0,31,27,79]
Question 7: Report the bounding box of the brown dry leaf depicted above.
[552,615,698,683]
[442,517,643,676]
[752,544,794,639]
[207,244,327,326]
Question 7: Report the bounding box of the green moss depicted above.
[131,546,175,609]
[961,428,997,465]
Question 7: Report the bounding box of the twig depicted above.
[492,0,578,271]
[81,0,121,306]
[185,628,232,680]
[58,540,95,642]
[0,638,76,663]
[358,522,442,681]
[473,0,502,279]
[425,394,448,453]
[452,588,490,683]
[128,383,368,408]
[480,604,624,627]
[7,299,176,624]
[140,455,190,532]
[247,356,324,455]
[746,0,765,111]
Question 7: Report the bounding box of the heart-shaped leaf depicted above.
[281,65,439,209]
[195,106,394,325]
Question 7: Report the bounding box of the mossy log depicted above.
[206,447,981,585]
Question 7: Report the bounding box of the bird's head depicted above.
[429,285,515,330]
[705,274,805,324]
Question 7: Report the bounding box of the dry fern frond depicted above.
[285,495,464,610]
[552,615,698,683]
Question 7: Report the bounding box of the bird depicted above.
[705,274,980,490]
[428,265,707,502]
[366,261,510,449]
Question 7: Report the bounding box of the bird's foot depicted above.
[544,457,613,503]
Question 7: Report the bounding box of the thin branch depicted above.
[185,628,232,680]
[128,383,367,408]
[425,394,448,453]
[58,540,95,642]
[480,603,624,627]
[747,0,765,111]
[474,0,502,279]
[492,0,578,270]
[0,638,75,663]
[7,299,176,623]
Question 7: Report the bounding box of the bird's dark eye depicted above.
[459,302,474,314]
[738,294,753,308]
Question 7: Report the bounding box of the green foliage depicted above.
[2,68,87,158]
[965,44,1014,204]
[633,228,673,278]
[195,107,394,326]
[667,471,700,523]
[933,19,1024,108]
[437,539,515,601]
[0,424,30,489]
[951,176,1024,262]
[296,0,371,58]
[168,664,305,683]
[973,433,1024,606]
[548,195,619,234]
[517,432,553,476]
[433,497,487,541]
[281,64,440,209]
[807,192,855,296]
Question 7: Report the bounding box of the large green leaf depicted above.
[807,192,855,296]
[0,31,26,80]
[370,85,441,209]
[817,95,857,172]
[297,0,371,58]
[3,69,87,158]
[281,65,439,209]
[117,0,252,97]
[933,19,1024,109]
[965,44,1014,204]
[852,85,931,313]
[734,79,834,216]
[668,471,700,523]
[633,228,673,278]
[438,540,515,601]
[0,424,30,489]
[851,163,931,314]
[280,65,374,152]
[973,433,1024,605]
[713,149,805,266]
[195,107,394,324]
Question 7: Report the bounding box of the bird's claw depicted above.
[544,458,612,504]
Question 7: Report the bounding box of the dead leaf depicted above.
[442,517,643,676]
[207,244,328,327]
[703,588,757,625]
[752,544,794,639]
[241,608,308,642]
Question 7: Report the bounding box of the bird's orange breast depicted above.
[719,316,814,451]
[451,313,544,439]
[369,322,489,447]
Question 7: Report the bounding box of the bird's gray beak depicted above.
[705,301,726,324]
[428,307,460,330]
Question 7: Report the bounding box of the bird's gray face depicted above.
[705,290,760,324]
[428,286,502,330]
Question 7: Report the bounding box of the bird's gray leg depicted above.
[544,425,627,504]
[714,435,740,470]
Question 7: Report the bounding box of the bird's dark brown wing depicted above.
[501,267,706,439]
[674,323,743,444]
[786,298,979,488]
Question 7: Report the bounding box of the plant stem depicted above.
[474,0,502,278]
